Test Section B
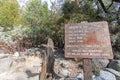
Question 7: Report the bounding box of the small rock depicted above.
[65,77,82,80]
[15,57,26,63]
[92,59,109,69]
[77,73,84,80]
[76,62,83,69]
[60,62,69,68]
[25,48,44,56]
[35,51,41,55]
[58,69,70,77]
[108,60,120,72]
[13,52,20,57]
[93,70,116,80]
[60,63,66,68]
[25,48,36,56]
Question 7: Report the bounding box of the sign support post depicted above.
[83,59,93,80]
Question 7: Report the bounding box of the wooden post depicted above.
[83,59,93,80]
[40,38,55,80]
[39,56,47,80]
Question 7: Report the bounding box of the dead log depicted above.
[40,38,55,80]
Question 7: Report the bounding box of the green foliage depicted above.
[24,0,50,27]
[24,26,53,44]
[52,0,104,48]
[109,22,120,34]
[0,0,20,31]
[114,53,120,59]
[62,1,103,23]
[115,33,120,51]
[93,67,101,76]
[23,0,53,45]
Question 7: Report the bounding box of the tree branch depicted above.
[113,0,120,3]
[107,0,113,10]
[98,0,108,13]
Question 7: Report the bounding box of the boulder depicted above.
[93,70,116,80]
[92,59,109,69]
[25,56,42,74]
[12,72,28,80]
[13,52,20,57]
[0,72,28,80]
[0,48,5,54]
[105,68,120,80]
[0,54,42,80]
[28,75,39,80]
[0,53,10,59]
[108,60,120,72]
[105,68,120,78]
[116,76,120,80]
[0,57,13,74]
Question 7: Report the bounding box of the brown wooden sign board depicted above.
[65,21,113,59]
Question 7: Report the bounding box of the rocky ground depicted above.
[0,48,120,80]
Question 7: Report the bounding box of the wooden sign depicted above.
[65,21,113,59]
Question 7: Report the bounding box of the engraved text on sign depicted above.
[65,21,113,59]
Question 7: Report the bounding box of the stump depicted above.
[40,38,55,80]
